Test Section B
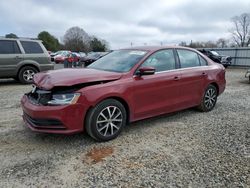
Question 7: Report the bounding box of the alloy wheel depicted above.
[204,88,217,109]
[23,69,35,82]
[96,106,123,137]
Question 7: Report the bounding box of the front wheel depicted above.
[198,85,218,112]
[85,99,127,141]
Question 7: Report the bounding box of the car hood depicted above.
[33,68,122,90]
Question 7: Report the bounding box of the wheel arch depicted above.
[85,96,131,126]
[17,64,40,77]
[209,82,219,93]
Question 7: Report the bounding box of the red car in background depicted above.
[21,46,226,141]
[52,51,71,64]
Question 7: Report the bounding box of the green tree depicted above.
[5,33,18,38]
[38,31,60,51]
[90,36,109,52]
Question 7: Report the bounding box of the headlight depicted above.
[47,93,80,105]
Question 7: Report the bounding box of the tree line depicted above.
[5,26,109,52]
[5,12,250,50]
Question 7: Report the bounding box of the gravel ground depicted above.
[0,68,249,187]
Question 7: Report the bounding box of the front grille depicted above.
[24,113,65,129]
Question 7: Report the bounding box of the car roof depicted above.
[121,46,196,52]
[0,37,42,42]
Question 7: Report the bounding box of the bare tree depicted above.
[203,41,217,48]
[230,13,250,47]
[63,26,91,52]
[216,38,229,48]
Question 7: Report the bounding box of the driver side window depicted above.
[141,49,176,72]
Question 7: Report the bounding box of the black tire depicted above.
[18,66,38,84]
[85,99,127,141]
[198,85,218,112]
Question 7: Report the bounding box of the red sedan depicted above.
[21,46,226,141]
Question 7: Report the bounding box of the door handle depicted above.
[15,56,22,59]
[202,72,207,76]
[174,76,180,81]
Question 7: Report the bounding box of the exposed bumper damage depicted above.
[21,68,122,134]
[21,94,87,134]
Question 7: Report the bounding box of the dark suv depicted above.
[198,49,232,68]
[0,38,54,84]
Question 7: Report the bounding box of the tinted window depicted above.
[141,49,176,72]
[177,50,200,68]
[0,40,21,54]
[20,41,43,54]
[88,50,147,73]
[199,55,207,66]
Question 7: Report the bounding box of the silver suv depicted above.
[0,38,54,84]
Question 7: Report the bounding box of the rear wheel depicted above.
[198,85,218,112]
[18,66,38,84]
[85,99,126,141]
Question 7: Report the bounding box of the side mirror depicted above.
[136,67,155,76]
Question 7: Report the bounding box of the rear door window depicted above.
[199,55,208,66]
[0,40,21,54]
[177,49,200,68]
[20,41,44,54]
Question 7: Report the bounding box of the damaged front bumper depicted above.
[21,94,87,134]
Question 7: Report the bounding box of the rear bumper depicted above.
[219,83,226,95]
[21,95,87,134]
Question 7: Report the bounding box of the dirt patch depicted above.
[84,146,114,164]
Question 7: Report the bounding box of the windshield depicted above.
[210,51,219,56]
[88,50,147,72]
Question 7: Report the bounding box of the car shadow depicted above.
[25,129,95,146]
[22,108,198,146]
[124,108,193,131]
[14,105,203,152]
[0,79,22,86]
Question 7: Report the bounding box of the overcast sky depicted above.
[0,0,249,49]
